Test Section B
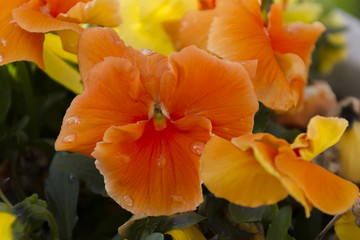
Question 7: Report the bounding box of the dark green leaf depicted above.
[0,75,11,125]
[145,233,164,240]
[266,206,295,240]
[229,204,272,223]
[253,103,271,133]
[52,152,107,196]
[45,152,80,240]
[163,212,206,232]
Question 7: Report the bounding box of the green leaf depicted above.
[253,103,271,133]
[163,212,206,232]
[0,74,11,126]
[52,152,107,196]
[45,153,80,240]
[12,194,59,240]
[229,204,272,223]
[266,206,295,240]
[145,233,164,240]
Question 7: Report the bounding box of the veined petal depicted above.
[78,27,169,100]
[275,148,359,215]
[57,0,122,27]
[291,116,348,161]
[200,136,288,207]
[207,0,313,111]
[46,0,91,17]
[12,4,83,33]
[0,211,15,240]
[268,3,326,69]
[161,46,258,140]
[55,57,152,156]
[164,10,214,51]
[93,116,212,216]
[335,210,360,240]
[166,225,206,240]
[0,0,44,68]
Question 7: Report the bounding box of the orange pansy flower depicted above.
[200,116,359,217]
[55,27,258,216]
[166,0,325,111]
[0,0,121,68]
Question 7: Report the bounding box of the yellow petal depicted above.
[166,225,206,240]
[43,34,83,94]
[338,121,360,183]
[282,2,323,24]
[335,210,360,240]
[0,211,15,239]
[117,0,197,55]
[291,116,348,161]
[58,0,122,27]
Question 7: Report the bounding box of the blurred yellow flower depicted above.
[0,211,15,240]
[166,225,206,240]
[335,210,360,240]
[338,121,360,183]
[117,0,197,55]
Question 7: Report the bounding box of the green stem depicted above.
[16,62,38,138]
[270,204,279,217]
[0,188,12,207]
[315,214,342,240]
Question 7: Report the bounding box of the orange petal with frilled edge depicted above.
[57,0,122,27]
[78,27,169,100]
[268,3,325,69]
[276,147,359,215]
[232,134,313,216]
[164,10,214,51]
[55,57,152,156]
[161,46,258,140]
[12,4,83,34]
[291,116,348,161]
[0,0,44,68]
[46,0,91,17]
[200,136,288,207]
[93,116,212,216]
[207,0,306,111]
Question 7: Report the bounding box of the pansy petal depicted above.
[275,148,359,215]
[166,225,206,240]
[164,10,214,51]
[200,136,288,207]
[0,212,16,240]
[292,116,348,161]
[93,116,212,216]
[207,0,308,111]
[55,57,151,156]
[12,5,83,33]
[58,0,122,27]
[0,0,44,68]
[335,210,360,240]
[161,46,258,139]
[46,0,91,17]
[268,3,326,68]
[78,27,168,100]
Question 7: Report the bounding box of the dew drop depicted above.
[1,37,7,47]
[65,116,81,126]
[156,154,166,168]
[123,194,133,207]
[9,19,15,24]
[63,134,76,143]
[190,141,205,156]
[0,53,3,63]
[172,195,186,204]
[115,152,130,163]
[139,49,155,56]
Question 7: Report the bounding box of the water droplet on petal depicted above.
[1,37,7,47]
[140,49,155,56]
[63,134,76,143]
[0,53,3,63]
[9,19,15,24]
[190,141,205,156]
[123,194,133,207]
[65,116,81,126]
[115,153,130,163]
[156,154,166,168]
[172,195,186,204]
